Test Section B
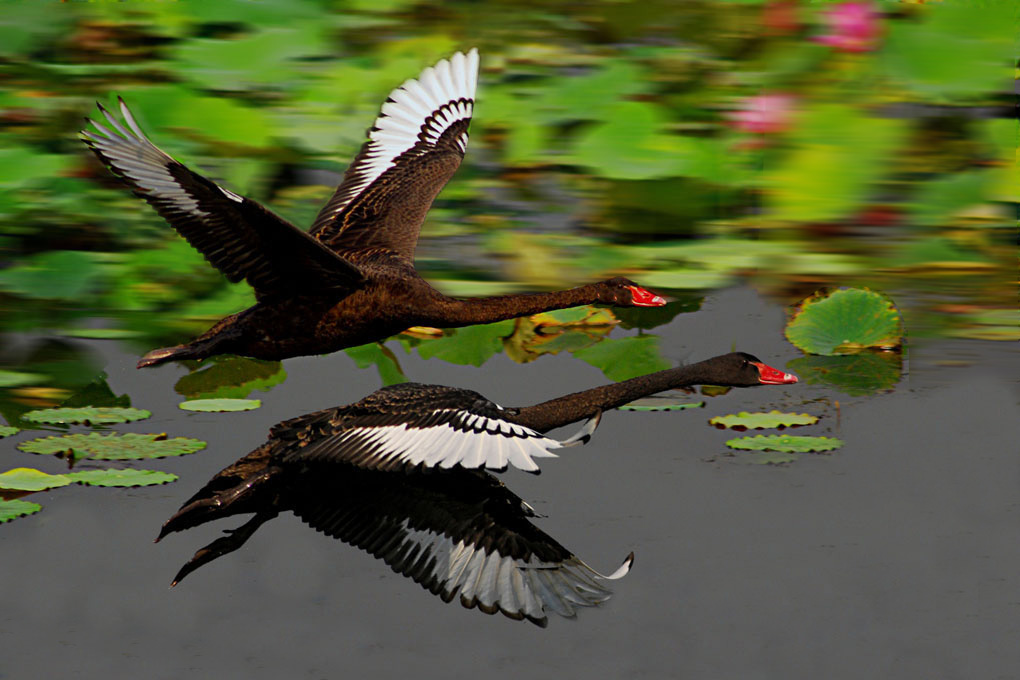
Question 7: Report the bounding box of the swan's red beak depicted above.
[626,285,667,307]
[752,361,798,385]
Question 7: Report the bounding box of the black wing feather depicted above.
[82,99,365,299]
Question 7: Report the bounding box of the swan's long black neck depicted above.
[419,283,612,327]
[509,359,724,434]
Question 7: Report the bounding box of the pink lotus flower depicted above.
[728,93,796,135]
[814,2,881,53]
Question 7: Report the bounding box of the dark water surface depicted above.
[2,287,1017,679]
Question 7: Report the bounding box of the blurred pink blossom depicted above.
[728,93,796,135]
[814,2,881,53]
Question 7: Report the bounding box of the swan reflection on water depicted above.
[160,461,632,627]
[158,353,796,625]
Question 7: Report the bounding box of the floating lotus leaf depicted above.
[573,335,671,381]
[726,435,844,454]
[345,344,407,386]
[788,354,901,396]
[18,433,206,460]
[503,313,611,365]
[786,288,902,355]
[0,369,46,388]
[620,398,704,412]
[531,307,618,329]
[65,469,178,487]
[0,426,18,438]
[0,467,72,491]
[178,398,261,412]
[21,406,151,426]
[174,356,287,399]
[0,499,42,523]
[416,320,515,367]
[709,411,819,429]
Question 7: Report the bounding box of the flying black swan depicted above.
[157,352,793,621]
[81,49,666,368]
[158,352,794,597]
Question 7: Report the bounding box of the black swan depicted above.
[156,352,793,619]
[81,49,666,368]
[161,463,633,626]
[159,351,795,530]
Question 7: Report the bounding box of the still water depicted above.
[2,286,1017,679]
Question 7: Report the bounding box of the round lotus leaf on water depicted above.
[0,499,42,524]
[726,435,844,454]
[21,406,151,426]
[0,426,18,438]
[178,398,261,412]
[0,467,72,491]
[65,469,178,487]
[785,288,902,356]
[709,411,819,429]
[18,432,206,460]
[620,398,705,412]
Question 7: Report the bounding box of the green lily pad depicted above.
[620,398,704,412]
[787,354,902,396]
[710,411,819,429]
[726,435,844,454]
[21,406,151,426]
[18,433,206,460]
[0,467,72,491]
[65,469,178,487]
[178,398,261,412]
[346,343,408,386]
[786,288,902,356]
[0,426,18,438]
[0,369,47,388]
[174,356,287,399]
[573,335,671,382]
[416,320,515,367]
[0,499,42,523]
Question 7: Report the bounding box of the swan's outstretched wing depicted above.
[160,457,632,624]
[309,49,478,260]
[274,382,600,474]
[293,467,633,627]
[82,100,365,299]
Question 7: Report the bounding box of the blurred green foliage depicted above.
[0,0,1014,399]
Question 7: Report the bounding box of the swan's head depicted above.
[725,352,799,386]
[603,277,667,307]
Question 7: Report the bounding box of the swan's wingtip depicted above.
[601,551,635,580]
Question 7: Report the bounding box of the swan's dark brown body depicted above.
[81,52,665,368]
[165,255,656,366]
